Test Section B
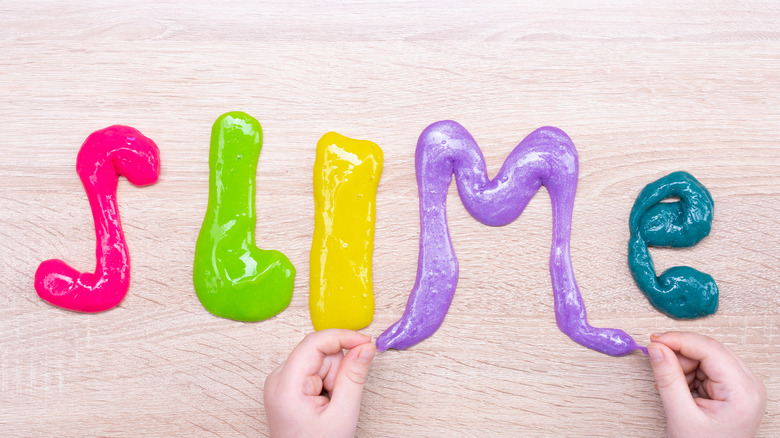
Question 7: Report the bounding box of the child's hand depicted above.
[263,329,376,438]
[648,331,766,438]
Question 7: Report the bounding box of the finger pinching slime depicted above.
[628,171,718,319]
[193,112,296,321]
[377,120,645,356]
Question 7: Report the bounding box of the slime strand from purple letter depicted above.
[377,120,644,356]
[35,126,161,312]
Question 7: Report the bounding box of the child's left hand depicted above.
[263,329,377,438]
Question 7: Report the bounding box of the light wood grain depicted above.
[1,1,778,437]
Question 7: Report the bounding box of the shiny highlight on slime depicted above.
[628,171,718,319]
[310,132,383,330]
[193,112,295,321]
[35,125,160,312]
[377,120,644,356]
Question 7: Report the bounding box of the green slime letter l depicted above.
[193,112,295,321]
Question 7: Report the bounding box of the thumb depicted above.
[329,342,376,416]
[648,342,697,419]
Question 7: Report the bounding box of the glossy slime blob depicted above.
[377,120,644,356]
[628,171,718,319]
[310,133,383,330]
[35,126,160,312]
[193,112,295,321]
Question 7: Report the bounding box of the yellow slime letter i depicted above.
[310,133,383,330]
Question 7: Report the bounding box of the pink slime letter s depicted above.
[35,126,161,312]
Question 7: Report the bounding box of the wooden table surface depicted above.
[1,2,778,436]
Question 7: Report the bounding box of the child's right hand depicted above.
[648,331,766,438]
[263,329,376,438]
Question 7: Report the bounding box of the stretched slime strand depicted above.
[377,120,644,356]
[193,112,295,321]
[628,171,718,319]
[310,132,383,330]
[35,126,161,312]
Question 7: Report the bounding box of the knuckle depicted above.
[345,365,368,385]
[303,374,323,395]
[264,370,277,389]
[752,381,768,410]
[655,371,681,389]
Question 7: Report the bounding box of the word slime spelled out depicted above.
[377,120,645,356]
[193,112,295,321]
[35,126,161,312]
[628,171,718,319]
[310,132,383,331]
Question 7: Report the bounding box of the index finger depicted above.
[651,332,745,385]
[284,329,372,378]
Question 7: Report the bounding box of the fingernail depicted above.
[650,333,663,341]
[358,346,375,363]
[648,345,664,363]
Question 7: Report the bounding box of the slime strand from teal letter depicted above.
[628,171,718,319]
[193,112,295,321]
[377,120,644,356]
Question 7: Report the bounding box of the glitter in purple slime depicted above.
[376,120,645,356]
